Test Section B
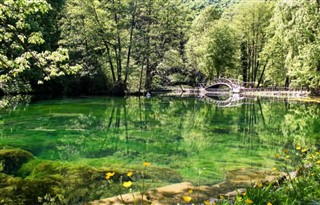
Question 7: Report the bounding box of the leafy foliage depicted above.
[205,21,239,79]
[0,0,79,94]
[1,0,320,94]
[262,0,320,91]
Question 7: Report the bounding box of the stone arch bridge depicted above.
[199,78,251,93]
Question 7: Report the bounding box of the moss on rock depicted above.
[0,149,34,175]
[1,150,184,205]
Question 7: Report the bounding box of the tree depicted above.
[186,5,221,81]
[262,0,320,92]
[205,21,239,79]
[60,0,137,95]
[223,0,274,86]
[0,0,79,94]
[155,49,196,87]
[140,0,191,91]
[60,0,191,94]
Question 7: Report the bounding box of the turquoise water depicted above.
[0,95,319,184]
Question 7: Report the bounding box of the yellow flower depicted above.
[267,202,272,205]
[182,195,192,203]
[272,167,277,171]
[219,195,225,199]
[275,154,280,158]
[257,182,263,188]
[122,181,133,188]
[245,199,254,204]
[143,162,151,167]
[188,189,193,194]
[127,171,133,177]
[296,145,301,150]
[316,160,320,164]
[106,172,115,180]
[301,148,307,153]
[286,155,290,159]
[204,200,211,205]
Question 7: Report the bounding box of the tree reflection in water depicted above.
[0,95,319,183]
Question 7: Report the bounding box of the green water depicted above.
[0,95,319,199]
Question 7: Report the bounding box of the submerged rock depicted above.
[0,149,184,205]
[1,160,108,205]
[0,173,55,205]
[0,149,34,175]
[225,167,285,187]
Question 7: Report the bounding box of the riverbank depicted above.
[152,86,320,104]
[89,168,285,205]
[90,147,320,205]
[241,89,310,98]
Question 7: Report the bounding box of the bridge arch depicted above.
[201,78,244,93]
[206,83,233,91]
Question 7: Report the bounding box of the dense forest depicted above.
[0,0,320,96]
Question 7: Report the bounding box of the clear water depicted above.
[0,94,319,185]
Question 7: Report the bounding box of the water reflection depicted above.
[0,95,319,183]
[199,93,247,107]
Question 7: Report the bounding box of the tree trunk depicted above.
[284,76,290,87]
[241,41,248,83]
[91,6,116,82]
[250,40,255,82]
[145,56,152,91]
[253,29,259,83]
[139,57,145,93]
[104,42,116,83]
[247,44,251,83]
[124,0,136,84]
[113,0,122,82]
[257,63,267,88]
[254,60,259,85]
[144,1,152,91]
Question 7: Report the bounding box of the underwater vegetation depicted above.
[0,149,106,204]
[1,96,319,204]
[0,149,183,205]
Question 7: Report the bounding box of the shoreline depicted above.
[89,168,286,205]
[152,88,320,103]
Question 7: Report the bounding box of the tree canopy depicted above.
[1,0,320,95]
[0,0,79,94]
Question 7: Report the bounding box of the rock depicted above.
[89,182,194,205]
[225,167,284,187]
[0,149,34,175]
[224,188,246,198]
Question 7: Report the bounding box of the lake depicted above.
[0,94,319,204]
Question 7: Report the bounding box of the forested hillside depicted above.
[1,0,320,95]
